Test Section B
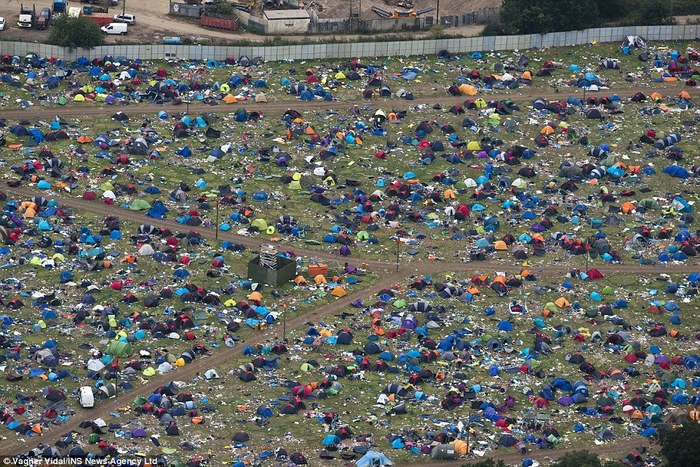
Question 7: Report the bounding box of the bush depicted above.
[480,23,506,36]
[209,0,234,16]
[659,423,700,466]
[47,15,104,49]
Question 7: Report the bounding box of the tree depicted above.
[553,451,603,467]
[499,0,600,34]
[48,15,104,49]
[596,0,624,19]
[659,423,700,467]
[209,0,234,16]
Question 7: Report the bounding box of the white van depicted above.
[101,22,128,35]
[79,386,95,408]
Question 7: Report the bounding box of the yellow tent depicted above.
[73,94,85,102]
[294,276,307,285]
[248,291,262,301]
[174,357,186,367]
[458,84,477,96]
[220,83,230,93]
[335,71,347,80]
[453,439,469,455]
[466,141,481,151]
[555,297,571,308]
[331,286,347,297]
[314,275,327,285]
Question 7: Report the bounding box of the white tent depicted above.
[138,244,155,256]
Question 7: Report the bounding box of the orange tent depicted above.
[555,297,571,308]
[458,84,477,96]
[621,202,635,214]
[314,275,327,285]
[77,135,93,144]
[331,286,347,297]
[494,240,508,250]
[650,92,662,101]
[293,276,307,285]
[492,275,507,284]
[679,90,691,99]
[521,70,532,80]
[223,94,237,104]
[247,291,262,301]
[540,126,554,135]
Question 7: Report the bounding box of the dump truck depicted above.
[18,4,36,28]
[82,5,113,26]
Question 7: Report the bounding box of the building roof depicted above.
[264,9,310,20]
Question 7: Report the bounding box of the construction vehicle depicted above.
[18,4,36,28]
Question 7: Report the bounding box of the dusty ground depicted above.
[0,0,487,44]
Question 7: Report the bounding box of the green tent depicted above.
[105,340,132,357]
[130,199,151,211]
[251,218,268,230]
[57,96,68,106]
[300,362,314,372]
[100,181,115,192]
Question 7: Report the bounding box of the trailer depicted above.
[200,13,239,31]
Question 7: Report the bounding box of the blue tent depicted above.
[663,165,689,179]
[498,320,513,331]
[322,434,340,446]
[356,451,393,467]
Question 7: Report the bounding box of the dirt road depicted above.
[0,82,695,122]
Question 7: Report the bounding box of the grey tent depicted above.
[621,35,646,49]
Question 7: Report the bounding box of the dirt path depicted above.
[0,82,695,122]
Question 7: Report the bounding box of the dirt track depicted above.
[0,81,695,123]
[2,82,699,459]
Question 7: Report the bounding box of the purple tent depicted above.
[339,245,351,256]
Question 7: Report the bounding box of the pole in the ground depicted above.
[215,199,220,241]
[395,236,400,272]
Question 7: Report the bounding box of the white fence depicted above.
[0,24,697,62]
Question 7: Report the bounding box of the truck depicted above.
[18,4,36,28]
[36,7,51,29]
[82,6,113,26]
[52,0,67,15]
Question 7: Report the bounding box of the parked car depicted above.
[113,13,135,24]
[101,22,127,34]
[0,17,5,31]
